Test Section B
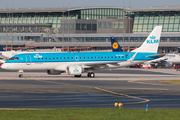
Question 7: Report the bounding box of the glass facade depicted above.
[133,11,180,32]
[0,11,79,29]
[0,8,180,33]
[80,8,125,19]
[0,8,125,31]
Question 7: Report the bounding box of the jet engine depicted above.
[47,70,62,75]
[66,65,83,75]
[163,61,173,68]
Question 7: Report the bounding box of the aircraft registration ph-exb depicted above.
[1,26,162,78]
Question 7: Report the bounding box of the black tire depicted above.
[19,74,23,78]
[90,72,95,78]
[87,72,90,77]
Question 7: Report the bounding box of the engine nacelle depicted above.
[66,65,83,75]
[47,70,62,75]
[163,61,173,68]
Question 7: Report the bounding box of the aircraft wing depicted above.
[146,53,165,58]
[79,61,120,69]
[144,57,168,64]
[0,53,8,59]
[54,61,122,71]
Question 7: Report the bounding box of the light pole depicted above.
[11,4,14,51]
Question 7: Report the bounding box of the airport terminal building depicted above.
[0,6,180,52]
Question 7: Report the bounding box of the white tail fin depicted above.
[132,26,162,53]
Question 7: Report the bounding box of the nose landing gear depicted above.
[18,70,23,78]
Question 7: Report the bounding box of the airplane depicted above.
[144,53,180,68]
[163,54,180,66]
[1,26,162,78]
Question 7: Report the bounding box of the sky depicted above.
[0,0,180,9]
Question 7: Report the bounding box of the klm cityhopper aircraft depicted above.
[1,26,162,78]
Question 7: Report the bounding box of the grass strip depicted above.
[0,108,180,120]
[158,80,180,84]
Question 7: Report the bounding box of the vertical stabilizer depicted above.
[132,26,162,53]
[0,45,5,51]
[110,37,123,52]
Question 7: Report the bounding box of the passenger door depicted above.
[25,54,31,65]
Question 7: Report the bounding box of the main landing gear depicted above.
[19,70,23,78]
[87,72,95,78]
[73,72,95,78]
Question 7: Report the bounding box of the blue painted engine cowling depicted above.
[66,66,83,75]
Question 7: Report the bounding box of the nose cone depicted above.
[1,63,9,69]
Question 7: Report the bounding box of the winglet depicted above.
[0,45,5,51]
[110,37,123,52]
[132,26,162,53]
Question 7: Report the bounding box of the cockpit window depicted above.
[15,57,19,60]
[9,57,19,60]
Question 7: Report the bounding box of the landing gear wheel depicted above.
[19,74,23,78]
[74,75,81,77]
[18,70,24,78]
[87,72,95,78]
[87,72,90,77]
